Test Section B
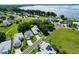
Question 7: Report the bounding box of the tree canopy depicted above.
[0,32,6,43]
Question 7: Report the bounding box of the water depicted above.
[19,5,79,19]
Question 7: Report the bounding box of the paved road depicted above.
[22,36,42,54]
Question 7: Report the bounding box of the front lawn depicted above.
[20,38,29,52]
[45,28,79,54]
[31,36,37,43]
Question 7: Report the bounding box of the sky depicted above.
[0,0,78,4]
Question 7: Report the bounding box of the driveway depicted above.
[27,40,33,46]
[36,35,41,40]
[15,48,22,54]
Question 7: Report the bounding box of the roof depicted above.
[47,17,55,21]
[37,42,56,54]
[73,22,79,25]
[54,24,65,29]
[13,37,21,49]
[24,30,34,40]
[31,25,39,34]
[0,20,11,26]
[14,33,23,48]
[14,33,23,41]
[0,40,11,54]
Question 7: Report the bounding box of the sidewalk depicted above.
[15,48,22,54]
[27,40,33,46]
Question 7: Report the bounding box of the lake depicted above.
[19,5,79,19]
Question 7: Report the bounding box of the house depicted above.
[0,11,4,15]
[54,24,65,29]
[14,33,23,48]
[73,22,79,26]
[0,16,16,26]
[13,37,21,49]
[0,40,11,54]
[2,20,11,26]
[55,17,63,22]
[31,25,39,35]
[73,22,79,30]
[24,30,34,40]
[47,16,55,21]
[36,42,56,54]
[14,33,23,41]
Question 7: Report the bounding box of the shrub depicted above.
[0,32,6,43]
[0,19,3,23]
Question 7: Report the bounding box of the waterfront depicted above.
[20,5,79,19]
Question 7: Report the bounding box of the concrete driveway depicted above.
[15,48,22,54]
[36,35,41,40]
[27,40,33,46]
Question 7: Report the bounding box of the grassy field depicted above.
[45,28,79,54]
[0,24,18,38]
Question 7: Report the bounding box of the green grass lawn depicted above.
[20,38,29,52]
[31,36,37,43]
[0,23,18,38]
[45,28,79,54]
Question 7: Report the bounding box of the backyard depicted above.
[45,28,79,54]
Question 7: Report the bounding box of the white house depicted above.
[0,40,11,54]
[36,42,56,54]
[14,37,21,49]
[24,30,34,40]
[14,33,24,48]
[47,17,55,21]
[31,25,39,35]
[73,22,79,30]
[14,33,24,41]
[56,17,63,22]
[2,20,11,26]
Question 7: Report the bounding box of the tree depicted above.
[37,45,40,51]
[0,19,3,23]
[0,32,6,43]
[9,16,15,20]
[46,12,50,17]
[18,22,31,33]
[60,15,64,19]
[50,12,57,17]
[63,17,68,20]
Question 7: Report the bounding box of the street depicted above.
[22,36,42,54]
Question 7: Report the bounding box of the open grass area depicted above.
[0,24,18,38]
[31,36,37,43]
[45,28,79,54]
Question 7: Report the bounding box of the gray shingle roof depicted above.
[0,40,11,54]
[31,25,39,34]
[24,30,34,40]
[14,33,23,48]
